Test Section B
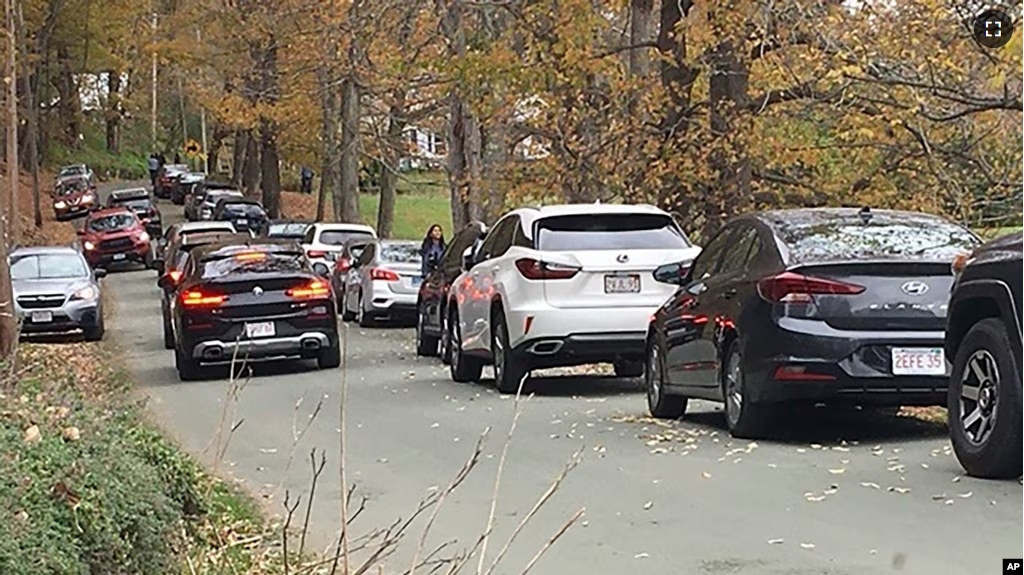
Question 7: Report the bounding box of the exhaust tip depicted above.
[528,340,563,355]
[301,338,322,350]
[204,346,224,360]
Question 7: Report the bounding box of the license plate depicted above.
[30,311,52,323]
[245,321,275,339]
[891,347,945,375]
[112,253,126,261]
[236,219,248,226]
[604,274,640,294]
[411,276,423,286]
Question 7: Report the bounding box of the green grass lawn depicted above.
[358,170,451,240]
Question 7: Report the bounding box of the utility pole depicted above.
[197,28,208,173]
[0,0,18,362]
[150,10,158,146]
[6,0,18,246]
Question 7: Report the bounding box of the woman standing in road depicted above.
[420,224,446,277]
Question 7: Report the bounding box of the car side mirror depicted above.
[156,274,172,290]
[94,268,107,279]
[653,262,687,285]
[313,262,331,277]
[461,247,475,271]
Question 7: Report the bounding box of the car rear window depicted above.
[535,214,692,251]
[222,203,265,217]
[11,254,89,280]
[120,199,154,212]
[87,213,137,232]
[776,216,980,261]
[320,230,374,246]
[380,243,421,264]
[201,252,305,279]
[269,223,309,237]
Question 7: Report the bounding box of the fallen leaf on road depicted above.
[944,499,954,505]
[832,446,850,452]
[958,491,973,498]
[701,472,712,479]
[767,464,777,469]
[259,448,278,454]
[887,486,910,494]
[860,482,880,489]
[377,458,388,463]
[633,553,649,559]
[430,422,440,428]
[828,468,846,475]
[805,496,826,502]
[643,501,653,510]
[823,488,838,495]
[931,493,947,500]
[869,549,878,555]
[921,463,929,469]
[800,543,815,549]
[581,521,589,527]
[811,443,823,449]
[796,448,807,453]
[767,538,784,545]
[952,476,961,483]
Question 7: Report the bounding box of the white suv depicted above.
[446,203,702,392]
[300,223,377,270]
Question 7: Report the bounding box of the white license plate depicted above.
[30,311,52,323]
[245,321,276,339]
[891,347,945,375]
[112,253,126,261]
[236,219,248,225]
[604,274,640,294]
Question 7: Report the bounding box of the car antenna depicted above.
[858,206,872,225]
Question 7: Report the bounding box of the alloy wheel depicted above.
[356,293,364,324]
[724,352,744,426]
[646,343,662,408]
[493,324,505,384]
[959,349,1000,446]
[450,315,462,365]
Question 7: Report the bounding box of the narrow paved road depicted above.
[95,182,1021,575]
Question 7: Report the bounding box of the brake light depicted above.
[307,250,327,259]
[773,365,835,381]
[287,279,331,299]
[370,268,400,282]
[514,258,580,280]
[181,289,227,307]
[757,272,865,303]
[235,252,266,262]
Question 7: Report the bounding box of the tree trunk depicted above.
[336,75,360,223]
[377,93,406,238]
[316,66,338,223]
[241,131,260,196]
[629,0,654,77]
[231,129,246,185]
[54,45,79,147]
[105,69,121,152]
[259,118,281,218]
[481,123,508,222]
[655,0,698,216]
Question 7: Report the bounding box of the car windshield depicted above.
[269,223,309,238]
[119,199,154,212]
[206,193,242,205]
[379,243,421,264]
[775,214,981,262]
[320,230,374,246]
[56,182,89,196]
[87,213,136,232]
[59,166,86,177]
[10,253,89,280]
[201,252,305,278]
[222,203,265,217]
[535,214,692,251]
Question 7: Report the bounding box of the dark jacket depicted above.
[420,238,445,277]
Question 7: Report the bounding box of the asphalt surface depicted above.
[91,181,1021,575]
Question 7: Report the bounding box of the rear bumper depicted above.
[505,305,657,349]
[190,331,334,361]
[512,331,647,369]
[368,282,417,314]
[744,317,949,406]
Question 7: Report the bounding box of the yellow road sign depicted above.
[184,139,201,157]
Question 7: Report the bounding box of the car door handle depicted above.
[492,265,500,273]
[722,288,738,299]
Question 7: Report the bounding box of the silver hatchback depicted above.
[342,240,423,326]
[10,246,107,340]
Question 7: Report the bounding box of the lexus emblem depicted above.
[252,286,264,297]
[900,280,929,296]
[616,253,629,263]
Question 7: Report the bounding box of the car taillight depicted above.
[514,258,580,280]
[369,268,399,282]
[287,279,331,299]
[757,272,865,303]
[180,289,227,307]
[336,258,351,272]
[307,250,327,259]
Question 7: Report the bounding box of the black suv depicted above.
[945,232,1022,479]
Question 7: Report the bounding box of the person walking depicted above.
[300,166,314,194]
[147,153,160,190]
[420,224,446,278]
[173,151,182,164]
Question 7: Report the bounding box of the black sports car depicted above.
[644,207,981,438]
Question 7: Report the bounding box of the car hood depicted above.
[82,229,139,242]
[12,278,91,297]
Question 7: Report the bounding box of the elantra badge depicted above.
[900,280,929,296]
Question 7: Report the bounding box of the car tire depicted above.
[83,314,105,342]
[341,291,356,322]
[416,304,439,357]
[357,292,375,328]
[948,318,1023,479]
[492,311,526,394]
[646,337,687,419]
[162,301,174,350]
[449,307,483,383]
[175,345,203,381]
[721,340,771,439]
[613,359,644,378]
[318,335,342,369]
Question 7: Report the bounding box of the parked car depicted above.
[329,236,374,317]
[154,163,189,199]
[10,246,106,341]
[162,240,341,380]
[945,231,1022,479]
[212,197,268,235]
[156,231,252,349]
[340,240,422,326]
[52,177,98,220]
[643,207,981,438]
[153,220,238,272]
[55,164,95,188]
[172,171,206,205]
[106,188,161,237]
[184,181,237,221]
[77,208,154,269]
[446,203,702,393]
[197,189,244,221]
[416,220,488,360]
[264,220,311,241]
[300,222,377,271]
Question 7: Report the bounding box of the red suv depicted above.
[78,208,154,269]
[52,177,97,220]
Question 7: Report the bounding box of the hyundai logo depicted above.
[616,253,629,263]
[252,286,264,297]
[900,280,929,296]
